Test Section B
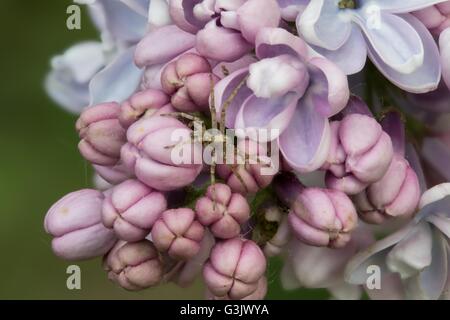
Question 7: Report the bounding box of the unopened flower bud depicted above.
[76,102,126,166]
[161,53,219,112]
[355,155,421,224]
[195,183,250,239]
[102,179,167,241]
[119,89,170,128]
[104,240,163,291]
[203,238,266,300]
[151,208,205,260]
[121,115,203,191]
[44,189,116,260]
[217,139,276,195]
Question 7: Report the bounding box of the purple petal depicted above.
[235,92,301,141]
[279,97,331,172]
[297,0,352,51]
[90,46,143,105]
[361,0,450,13]
[354,12,424,74]
[255,27,308,59]
[366,14,441,93]
[309,28,367,75]
[213,68,253,128]
[135,25,196,68]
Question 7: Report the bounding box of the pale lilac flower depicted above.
[215,27,349,172]
[203,238,267,300]
[296,0,444,93]
[346,183,450,300]
[76,102,127,166]
[281,226,374,298]
[276,0,309,21]
[169,0,281,61]
[102,179,167,241]
[413,2,450,35]
[104,240,164,291]
[151,208,205,260]
[44,189,117,261]
[195,183,250,239]
[47,0,165,112]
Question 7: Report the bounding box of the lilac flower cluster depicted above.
[44,0,450,300]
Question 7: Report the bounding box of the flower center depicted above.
[338,0,358,9]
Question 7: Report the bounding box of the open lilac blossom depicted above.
[414,2,450,35]
[346,183,450,299]
[76,102,127,166]
[46,0,163,112]
[104,240,164,291]
[195,183,250,239]
[151,208,205,260]
[296,0,443,93]
[215,27,349,172]
[121,114,203,191]
[44,189,117,261]
[203,238,267,300]
[354,113,421,224]
[281,226,374,298]
[102,179,167,241]
[169,0,281,61]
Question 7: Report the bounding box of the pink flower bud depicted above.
[206,277,268,300]
[195,183,250,239]
[151,208,205,260]
[203,238,267,300]
[217,140,276,195]
[275,173,358,248]
[161,53,219,112]
[413,3,450,35]
[102,179,167,241]
[119,89,170,128]
[76,102,126,166]
[288,188,358,248]
[354,155,421,224]
[93,163,132,185]
[44,190,116,261]
[324,114,394,195]
[103,240,163,291]
[121,115,203,191]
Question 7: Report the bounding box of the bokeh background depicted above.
[0,0,328,299]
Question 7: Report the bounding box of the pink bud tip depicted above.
[151,208,205,260]
[195,183,251,239]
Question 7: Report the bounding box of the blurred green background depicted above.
[0,0,327,300]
